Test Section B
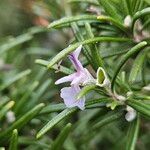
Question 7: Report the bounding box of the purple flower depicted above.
[55,45,95,86]
[55,45,94,110]
[60,85,85,110]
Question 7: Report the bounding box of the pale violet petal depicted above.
[71,73,83,85]
[55,73,76,85]
[60,85,85,110]
[72,45,82,58]
[69,45,84,71]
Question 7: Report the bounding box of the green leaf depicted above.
[0,69,31,91]
[36,98,110,138]
[127,99,150,117]
[144,0,150,5]
[132,7,150,30]
[126,115,140,150]
[98,0,122,22]
[77,85,96,100]
[35,59,74,75]
[48,15,98,28]
[0,34,32,55]
[9,129,18,150]
[36,108,76,139]
[14,81,39,115]
[0,101,15,120]
[85,23,104,68]
[0,103,45,141]
[133,0,144,14]
[92,110,123,130]
[39,103,66,115]
[51,123,72,150]
[122,0,131,15]
[47,37,131,68]
[0,97,9,110]
[97,16,127,33]
[111,41,147,91]
[26,80,51,109]
[71,23,93,69]
[129,50,146,83]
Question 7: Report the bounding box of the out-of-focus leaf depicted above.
[0,34,32,55]
[27,79,51,109]
[68,0,99,5]
[0,101,15,120]
[14,81,39,115]
[51,123,72,150]
[126,115,140,150]
[0,103,45,141]
[9,129,18,150]
[0,69,31,91]
[0,97,9,109]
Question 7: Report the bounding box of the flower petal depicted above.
[60,85,85,110]
[69,45,84,71]
[72,45,82,58]
[55,73,76,85]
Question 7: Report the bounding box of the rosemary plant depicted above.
[0,0,150,149]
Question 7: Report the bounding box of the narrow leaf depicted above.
[111,41,147,91]
[132,7,150,30]
[77,85,96,99]
[129,50,146,83]
[126,115,140,150]
[98,0,122,21]
[0,103,45,141]
[0,101,15,120]
[36,108,76,139]
[92,110,123,130]
[48,15,98,28]
[0,69,31,91]
[14,81,39,115]
[39,103,66,115]
[47,37,131,68]
[97,15,127,32]
[37,98,114,139]
[0,34,32,55]
[9,129,18,150]
[35,59,74,75]
[51,123,72,150]
[127,99,150,117]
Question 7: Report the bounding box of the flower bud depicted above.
[124,15,132,27]
[125,106,136,122]
[96,67,110,87]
